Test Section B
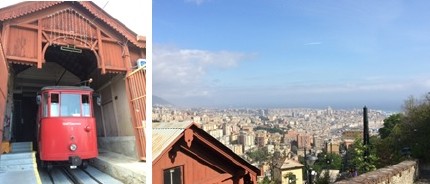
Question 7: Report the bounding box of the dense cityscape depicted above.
[153,104,389,182]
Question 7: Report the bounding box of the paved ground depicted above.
[415,163,430,184]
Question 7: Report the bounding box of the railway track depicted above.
[38,165,122,184]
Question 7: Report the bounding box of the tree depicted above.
[246,149,270,163]
[310,152,341,183]
[373,134,402,168]
[378,113,403,139]
[260,176,272,184]
[284,172,297,184]
[315,170,330,184]
[346,138,377,174]
[375,93,430,164]
[400,94,430,162]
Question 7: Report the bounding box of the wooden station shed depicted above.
[153,122,261,184]
[0,1,146,160]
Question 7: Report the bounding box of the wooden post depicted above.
[1,22,10,56]
[96,28,106,74]
[123,44,132,72]
[37,19,43,68]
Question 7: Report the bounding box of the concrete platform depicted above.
[0,170,41,184]
[91,149,146,184]
[0,150,42,184]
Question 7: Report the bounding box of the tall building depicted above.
[297,134,312,149]
[223,123,232,136]
[239,131,255,152]
[255,130,267,147]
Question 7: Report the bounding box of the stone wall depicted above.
[335,160,418,184]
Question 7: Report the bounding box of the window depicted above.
[50,93,59,117]
[42,93,49,117]
[163,166,182,184]
[82,94,91,117]
[286,173,296,184]
[60,93,81,117]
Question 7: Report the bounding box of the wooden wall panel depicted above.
[102,41,124,69]
[126,67,146,160]
[7,27,38,60]
[153,149,227,184]
[0,42,8,145]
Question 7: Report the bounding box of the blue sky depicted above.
[153,0,430,111]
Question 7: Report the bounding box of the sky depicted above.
[153,0,430,111]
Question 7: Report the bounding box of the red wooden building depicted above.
[0,1,146,160]
[153,122,261,184]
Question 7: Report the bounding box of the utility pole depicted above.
[304,147,307,182]
[363,106,370,162]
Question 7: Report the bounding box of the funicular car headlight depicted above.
[70,144,77,151]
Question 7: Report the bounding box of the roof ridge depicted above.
[0,1,145,48]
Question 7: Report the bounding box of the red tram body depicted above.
[37,86,98,168]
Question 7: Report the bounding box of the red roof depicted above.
[153,121,261,176]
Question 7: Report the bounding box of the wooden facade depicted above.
[126,67,147,160]
[153,122,260,184]
[0,1,146,159]
[0,1,145,73]
[0,40,8,144]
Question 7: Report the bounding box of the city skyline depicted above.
[153,0,430,112]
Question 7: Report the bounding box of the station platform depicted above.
[91,149,146,184]
[0,142,42,184]
[0,142,146,184]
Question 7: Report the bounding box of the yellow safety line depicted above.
[32,151,43,184]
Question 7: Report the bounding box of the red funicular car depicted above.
[36,86,98,169]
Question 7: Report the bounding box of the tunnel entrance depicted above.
[9,45,116,150]
[0,1,146,159]
[11,94,37,142]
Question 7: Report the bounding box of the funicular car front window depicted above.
[42,93,49,117]
[60,94,81,117]
[50,93,59,117]
[82,94,91,117]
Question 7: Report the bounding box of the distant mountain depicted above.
[153,95,173,106]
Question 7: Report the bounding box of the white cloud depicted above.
[304,42,322,45]
[153,45,249,99]
[184,0,210,5]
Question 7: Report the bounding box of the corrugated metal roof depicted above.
[152,121,194,161]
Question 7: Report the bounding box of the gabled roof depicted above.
[281,159,304,170]
[153,121,261,175]
[152,121,195,160]
[0,1,145,48]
